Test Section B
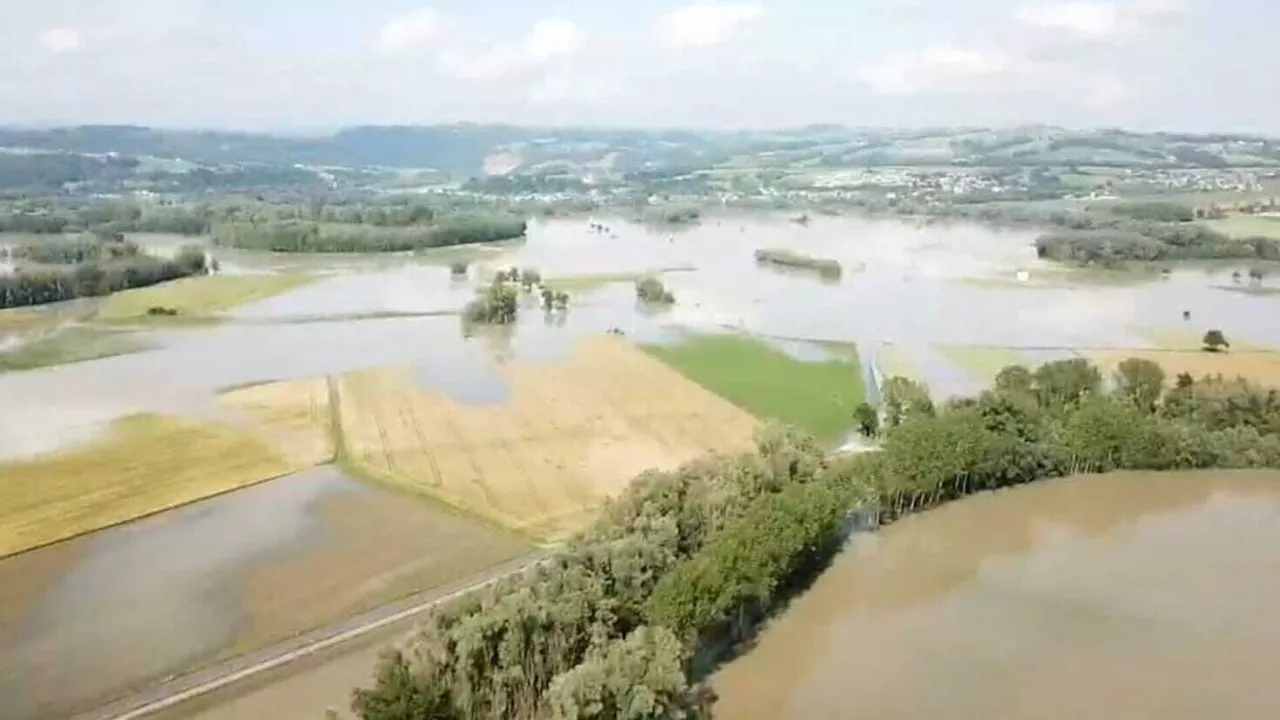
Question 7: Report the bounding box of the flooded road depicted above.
[713,470,1280,720]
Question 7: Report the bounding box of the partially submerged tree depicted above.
[1202,329,1230,353]
[636,277,675,304]
[463,279,519,325]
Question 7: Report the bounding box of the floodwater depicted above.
[713,470,1280,720]
[3,216,1280,717]
[0,466,528,720]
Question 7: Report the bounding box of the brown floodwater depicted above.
[713,470,1280,720]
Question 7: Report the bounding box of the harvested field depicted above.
[336,335,759,538]
[95,273,315,322]
[0,414,294,557]
[219,377,335,467]
[938,345,1028,384]
[1086,349,1280,389]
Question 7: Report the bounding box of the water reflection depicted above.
[713,470,1280,720]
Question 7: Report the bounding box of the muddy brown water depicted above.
[0,466,528,720]
[713,470,1280,720]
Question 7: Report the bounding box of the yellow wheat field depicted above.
[0,414,294,558]
[337,335,760,539]
[218,378,335,468]
[1087,349,1280,389]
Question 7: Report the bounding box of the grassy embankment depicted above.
[0,414,299,558]
[94,273,315,324]
[334,335,759,540]
[642,333,865,445]
[753,248,843,280]
[541,266,696,293]
[0,327,152,373]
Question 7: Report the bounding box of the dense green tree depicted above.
[545,627,704,720]
[1202,330,1230,352]
[1033,358,1102,411]
[853,402,879,438]
[881,376,934,427]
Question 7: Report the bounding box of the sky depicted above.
[1,0,1277,133]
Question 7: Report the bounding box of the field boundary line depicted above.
[87,550,551,720]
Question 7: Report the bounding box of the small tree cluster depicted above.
[635,277,675,305]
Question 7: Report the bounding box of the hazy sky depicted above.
[2,0,1277,132]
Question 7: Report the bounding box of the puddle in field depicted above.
[714,470,1280,720]
[0,465,526,720]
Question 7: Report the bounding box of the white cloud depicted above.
[376,8,451,54]
[39,27,83,53]
[859,46,1008,95]
[526,19,584,61]
[660,2,764,49]
[1016,0,1184,40]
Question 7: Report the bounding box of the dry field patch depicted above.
[0,414,293,558]
[336,335,760,539]
[218,377,335,468]
[1087,349,1280,389]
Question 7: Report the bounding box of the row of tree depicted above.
[351,350,1280,719]
[210,215,527,253]
[2,233,140,265]
[0,245,208,309]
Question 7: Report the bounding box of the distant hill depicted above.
[2,124,1279,189]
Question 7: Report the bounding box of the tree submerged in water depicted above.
[463,278,519,325]
[635,277,675,304]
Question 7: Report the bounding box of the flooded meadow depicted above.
[2,214,1279,718]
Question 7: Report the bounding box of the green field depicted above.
[95,273,315,322]
[1205,215,1280,240]
[0,327,151,373]
[642,333,865,444]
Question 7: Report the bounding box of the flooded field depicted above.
[0,466,528,720]
[3,214,1280,718]
[714,470,1280,720]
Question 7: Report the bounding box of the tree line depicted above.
[350,351,1280,719]
[210,214,527,253]
[0,244,208,309]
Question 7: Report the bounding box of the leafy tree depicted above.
[1202,329,1230,352]
[352,650,458,720]
[635,278,675,304]
[881,377,934,427]
[463,279,519,324]
[1032,358,1101,411]
[993,364,1034,397]
[853,402,879,438]
[545,627,704,720]
[1113,357,1165,412]
[450,261,469,277]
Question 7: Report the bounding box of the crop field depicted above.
[0,414,294,557]
[336,335,759,538]
[1086,349,1280,389]
[642,333,864,444]
[1205,215,1280,240]
[95,273,315,321]
[938,345,1028,384]
[218,378,336,468]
